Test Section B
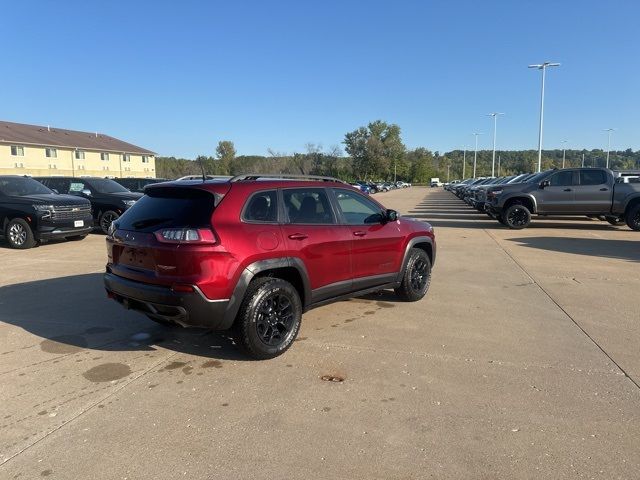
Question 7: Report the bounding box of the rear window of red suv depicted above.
[116,187,216,232]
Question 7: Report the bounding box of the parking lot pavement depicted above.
[1,187,638,479]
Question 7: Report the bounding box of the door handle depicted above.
[288,233,308,240]
[353,231,367,237]
[599,188,609,191]
[563,188,572,192]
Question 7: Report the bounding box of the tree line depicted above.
[155,120,640,182]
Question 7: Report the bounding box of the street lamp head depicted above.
[603,128,616,132]
[528,62,560,69]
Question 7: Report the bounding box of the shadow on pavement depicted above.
[508,237,640,263]
[0,273,247,360]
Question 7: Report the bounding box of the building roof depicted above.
[0,120,155,155]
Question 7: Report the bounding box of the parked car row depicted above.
[447,168,640,230]
[352,181,412,194]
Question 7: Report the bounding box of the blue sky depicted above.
[2,0,638,157]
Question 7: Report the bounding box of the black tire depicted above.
[394,248,432,302]
[99,210,120,234]
[503,203,531,230]
[66,234,88,241]
[625,203,640,231]
[605,216,625,226]
[496,214,507,225]
[5,218,36,249]
[233,277,302,359]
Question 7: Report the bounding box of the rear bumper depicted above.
[103,272,230,329]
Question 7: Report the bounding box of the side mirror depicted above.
[81,189,92,197]
[539,180,550,189]
[51,189,59,194]
[386,209,398,222]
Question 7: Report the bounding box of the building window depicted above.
[101,152,109,161]
[142,155,149,163]
[123,154,131,162]
[75,150,85,160]
[45,147,57,158]
[11,145,25,156]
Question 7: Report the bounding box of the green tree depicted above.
[216,140,236,174]
[344,120,406,180]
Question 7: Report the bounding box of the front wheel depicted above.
[233,277,302,359]
[395,248,432,302]
[99,210,120,234]
[503,204,531,229]
[6,218,36,249]
[626,204,640,231]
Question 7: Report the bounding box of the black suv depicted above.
[0,176,92,249]
[112,177,168,193]
[36,177,143,234]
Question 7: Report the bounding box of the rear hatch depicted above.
[107,186,225,286]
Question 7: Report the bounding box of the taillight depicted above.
[154,228,217,244]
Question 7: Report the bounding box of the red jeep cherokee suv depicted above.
[104,174,435,359]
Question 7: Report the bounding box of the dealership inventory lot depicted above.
[1,187,638,479]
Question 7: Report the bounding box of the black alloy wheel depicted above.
[100,211,120,234]
[395,248,432,302]
[255,293,295,347]
[504,204,531,230]
[234,277,302,359]
[626,204,640,231]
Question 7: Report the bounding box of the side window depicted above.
[48,179,70,193]
[549,171,574,186]
[69,180,88,195]
[283,188,335,224]
[243,190,278,223]
[580,170,607,186]
[333,189,383,225]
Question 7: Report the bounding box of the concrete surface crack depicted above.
[483,229,640,392]
[0,352,178,467]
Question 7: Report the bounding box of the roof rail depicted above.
[229,173,347,184]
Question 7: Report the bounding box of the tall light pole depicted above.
[487,112,504,177]
[498,154,501,176]
[561,139,568,168]
[529,61,560,172]
[462,147,466,178]
[472,132,482,178]
[604,128,615,168]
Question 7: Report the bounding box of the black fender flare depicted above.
[221,257,312,329]
[499,194,538,213]
[396,236,435,283]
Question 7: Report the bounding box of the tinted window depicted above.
[549,171,574,186]
[580,170,607,186]
[116,188,216,232]
[333,189,383,225]
[0,177,53,196]
[85,178,130,194]
[243,190,278,222]
[283,188,334,224]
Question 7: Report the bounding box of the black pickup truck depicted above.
[37,176,143,234]
[0,176,93,249]
[485,168,640,230]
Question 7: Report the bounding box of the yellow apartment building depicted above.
[0,120,156,178]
